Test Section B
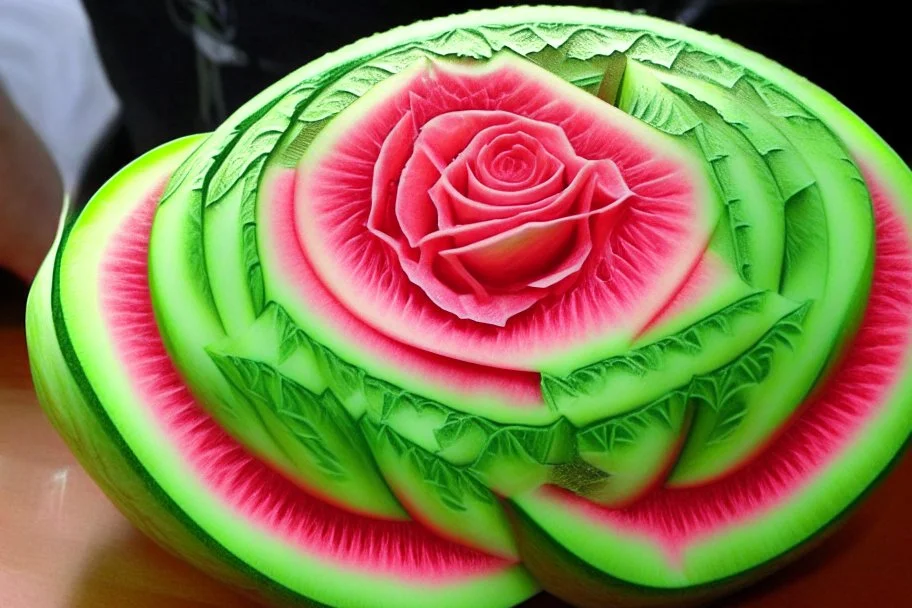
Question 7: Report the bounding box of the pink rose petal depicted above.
[440,206,590,290]
[467,157,564,206]
[393,111,517,246]
[430,168,564,227]
[482,142,537,185]
[419,161,600,254]
[399,160,630,325]
[295,58,711,368]
[367,109,417,252]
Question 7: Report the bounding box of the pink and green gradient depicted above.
[25,7,912,608]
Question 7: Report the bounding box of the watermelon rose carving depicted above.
[26,7,912,608]
[298,57,713,368]
[361,78,633,326]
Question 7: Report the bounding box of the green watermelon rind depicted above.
[500,4,911,591]
[42,137,535,607]
[148,8,860,510]
[153,7,873,481]
[285,51,721,375]
[162,9,904,552]
[29,5,912,604]
[206,350,409,519]
[616,58,786,292]
[162,13,762,431]
[26,136,322,607]
[639,65,875,485]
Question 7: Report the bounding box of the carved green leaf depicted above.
[210,353,350,478]
[235,155,269,315]
[300,89,361,122]
[369,46,439,74]
[300,64,396,122]
[208,350,404,516]
[541,291,766,405]
[159,146,198,204]
[559,27,644,60]
[639,72,831,301]
[476,24,550,55]
[207,129,281,205]
[266,303,300,365]
[482,419,576,466]
[265,301,577,477]
[278,118,330,167]
[266,302,369,399]
[750,81,814,120]
[620,65,767,285]
[691,302,811,443]
[183,191,219,317]
[435,413,495,455]
[190,82,293,200]
[531,23,596,47]
[626,34,687,68]
[379,423,494,510]
[549,458,612,495]
[670,49,745,88]
[521,45,626,96]
[420,28,494,59]
[241,223,265,315]
[578,392,682,455]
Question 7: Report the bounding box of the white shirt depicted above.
[0,0,119,192]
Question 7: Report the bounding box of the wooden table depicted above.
[1,282,910,608]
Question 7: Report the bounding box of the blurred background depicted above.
[0,0,904,318]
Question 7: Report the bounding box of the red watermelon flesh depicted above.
[292,57,717,373]
[103,184,517,582]
[25,7,912,608]
[514,167,912,573]
[635,250,730,340]
[265,167,545,411]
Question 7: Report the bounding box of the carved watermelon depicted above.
[26,6,911,608]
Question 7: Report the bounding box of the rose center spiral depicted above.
[472,131,557,196]
[490,146,534,182]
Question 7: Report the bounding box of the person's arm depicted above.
[0,85,63,282]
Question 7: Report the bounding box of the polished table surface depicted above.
[1,285,910,607]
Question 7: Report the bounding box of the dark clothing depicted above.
[79,1,904,161]
[79,1,708,153]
